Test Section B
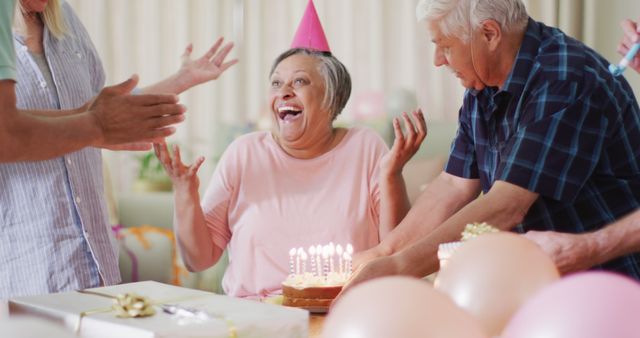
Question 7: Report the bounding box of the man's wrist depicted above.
[377,240,395,257]
[80,103,104,147]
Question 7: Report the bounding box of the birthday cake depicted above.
[282,243,353,311]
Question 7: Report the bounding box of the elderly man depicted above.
[347,0,640,288]
[0,0,185,162]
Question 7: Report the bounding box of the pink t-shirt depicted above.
[201,127,388,298]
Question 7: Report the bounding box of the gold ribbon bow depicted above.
[113,293,156,318]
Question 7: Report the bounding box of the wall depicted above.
[64,0,640,195]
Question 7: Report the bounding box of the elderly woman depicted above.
[155,47,426,298]
[0,0,236,299]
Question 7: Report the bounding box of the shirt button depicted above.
[40,81,47,88]
[21,46,27,51]
[76,52,82,59]
[75,196,82,204]
[84,231,90,239]
[67,158,72,165]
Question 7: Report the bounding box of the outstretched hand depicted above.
[90,75,185,146]
[380,109,427,176]
[175,37,239,91]
[153,142,205,189]
[332,255,400,308]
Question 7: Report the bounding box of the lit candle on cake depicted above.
[344,252,352,275]
[328,242,335,273]
[322,246,329,280]
[315,244,322,277]
[296,247,304,275]
[308,246,316,276]
[336,244,344,274]
[288,248,296,276]
[301,251,308,275]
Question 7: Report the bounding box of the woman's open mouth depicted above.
[278,106,303,122]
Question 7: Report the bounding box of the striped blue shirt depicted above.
[0,2,120,299]
[446,19,640,278]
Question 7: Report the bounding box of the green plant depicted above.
[136,151,169,182]
[133,150,173,192]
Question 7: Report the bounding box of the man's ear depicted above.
[480,20,502,51]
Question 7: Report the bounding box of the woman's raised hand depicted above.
[380,109,427,176]
[153,142,205,189]
[175,37,239,91]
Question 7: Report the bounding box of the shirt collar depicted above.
[470,18,542,120]
[499,18,542,97]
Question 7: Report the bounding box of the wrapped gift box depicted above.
[9,281,308,338]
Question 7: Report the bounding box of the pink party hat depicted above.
[290,0,331,52]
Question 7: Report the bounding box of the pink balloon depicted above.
[435,233,559,337]
[322,276,487,338]
[502,271,640,338]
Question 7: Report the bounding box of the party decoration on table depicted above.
[282,242,353,311]
[435,232,559,337]
[502,271,640,338]
[161,304,238,337]
[460,222,500,241]
[76,289,239,338]
[11,281,297,338]
[113,293,156,318]
[323,276,488,338]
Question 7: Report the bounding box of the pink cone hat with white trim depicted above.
[290,0,331,52]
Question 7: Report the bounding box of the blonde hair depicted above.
[14,0,68,39]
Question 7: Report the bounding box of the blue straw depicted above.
[609,42,640,76]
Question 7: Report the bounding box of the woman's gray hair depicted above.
[416,0,528,42]
[269,48,351,121]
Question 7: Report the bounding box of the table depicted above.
[309,314,325,338]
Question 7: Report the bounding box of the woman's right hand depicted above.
[153,142,205,190]
[379,109,427,177]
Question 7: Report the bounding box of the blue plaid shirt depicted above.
[446,19,640,279]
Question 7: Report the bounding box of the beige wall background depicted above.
[63,0,640,194]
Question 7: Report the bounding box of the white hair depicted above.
[416,0,528,41]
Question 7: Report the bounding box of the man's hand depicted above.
[89,75,186,146]
[352,246,387,271]
[522,230,596,274]
[335,255,401,305]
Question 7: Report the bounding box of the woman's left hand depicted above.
[175,37,239,90]
[380,109,427,176]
